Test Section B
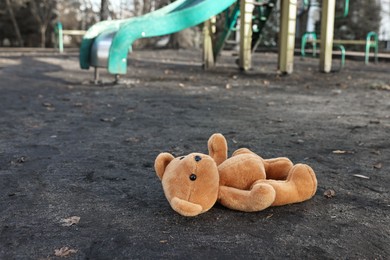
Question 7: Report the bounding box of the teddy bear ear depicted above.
[154,153,175,180]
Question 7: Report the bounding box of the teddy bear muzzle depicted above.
[170,197,204,217]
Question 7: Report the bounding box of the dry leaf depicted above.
[373,163,382,169]
[125,137,140,143]
[159,240,168,244]
[353,174,370,179]
[370,82,390,91]
[324,189,336,198]
[42,102,53,107]
[266,214,273,219]
[332,150,354,154]
[54,247,77,257]
[332,150,346,154]
[100,117,116,122]
[60,216,80,226]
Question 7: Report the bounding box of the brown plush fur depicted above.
[155,133,317,216]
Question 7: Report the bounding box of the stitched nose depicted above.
[194,155,202,162]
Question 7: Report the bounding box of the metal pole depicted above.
[319,0,336,73]
[202,18,216,69]
[278,0,297,74]
[94,67,99,84]
[57,22,64,53]
[239,0,254,71]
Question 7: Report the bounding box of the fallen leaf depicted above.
[332,150,346,154]
[11,156,27,165]
[369,119,380,124]
[332,150,354,154]
[60,216,80,226]
[42,102,53,107]
[373,163,382,169]
[324,189,336,198]
[370,82,390,91]
[159,240,168,244]
[353,174,370,179]
[100,117,116,122]
[266,214,273,219]
[54,247,77,257]
[125,137,140,143]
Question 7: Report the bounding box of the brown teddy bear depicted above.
[154,133,317,217]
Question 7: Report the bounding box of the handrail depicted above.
[336,0,349,19]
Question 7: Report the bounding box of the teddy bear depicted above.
[154,133,317,217]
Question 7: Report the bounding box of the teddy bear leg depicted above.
[208,133,228,165]
[263,157,294,180]
[218,183,276,212]
[254,164,317,206]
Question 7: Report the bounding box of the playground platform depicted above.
[0,49,389,259]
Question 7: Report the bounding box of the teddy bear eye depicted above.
[189,174,197,181]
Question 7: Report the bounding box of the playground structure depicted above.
[55,22,86,54]
[78,0,365,81]
[301,0,379,67]
[79,0,299,81]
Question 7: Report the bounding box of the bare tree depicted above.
[5,0,24,46]
[100,0,109,20]
[29,0,56,48]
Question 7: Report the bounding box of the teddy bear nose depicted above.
[194,155,202,162]
[189,174,197,181]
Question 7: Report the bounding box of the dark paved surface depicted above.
[0,49,389,259]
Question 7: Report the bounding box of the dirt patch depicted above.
[0,49,389,259]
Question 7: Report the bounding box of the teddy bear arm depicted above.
[218,184,276,212]
[208,133,228,165]
[170,197,204,217]
[254,164,317,206]
[263,157,293,180]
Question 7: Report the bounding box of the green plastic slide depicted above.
[80,0,237,74]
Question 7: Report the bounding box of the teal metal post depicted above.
[365,31,378,64]
[57,22,64,53]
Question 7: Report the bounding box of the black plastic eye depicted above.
[194,155,202,162]
[189,174,197,181]
[179,156,185,160]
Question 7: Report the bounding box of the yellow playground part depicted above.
[203,0,299,74]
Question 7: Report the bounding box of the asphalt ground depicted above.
[0,49,389,259]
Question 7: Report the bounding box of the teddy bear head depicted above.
[154,152,219,216]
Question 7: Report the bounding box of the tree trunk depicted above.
[100,0,110,21]
[5,0,24,47]
[40,26,46,48]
